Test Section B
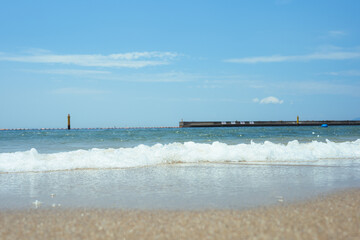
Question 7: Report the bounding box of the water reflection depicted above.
[0,163,359,210]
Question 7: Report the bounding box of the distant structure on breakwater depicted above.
[179,117,360,128]
[68,114,71,130]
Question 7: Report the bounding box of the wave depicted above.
[1,140,360,173]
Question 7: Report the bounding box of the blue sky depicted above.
[1,0,360,128]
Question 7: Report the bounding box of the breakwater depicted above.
[0,127,178,131]
[179,120,360,128]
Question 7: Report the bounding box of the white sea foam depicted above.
[1,140,360,172]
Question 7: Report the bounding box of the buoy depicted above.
[321,124,328,127]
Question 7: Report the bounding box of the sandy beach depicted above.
[1,189,359,240]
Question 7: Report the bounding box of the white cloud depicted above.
[254,96,284,104]
[0,51,178,68]
[225,51,360,64]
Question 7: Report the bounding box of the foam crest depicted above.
[1,140,360,172]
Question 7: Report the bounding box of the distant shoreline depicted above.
[0,126,179,131]
[2,120,360,131]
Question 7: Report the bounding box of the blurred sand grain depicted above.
[1,189,359,240]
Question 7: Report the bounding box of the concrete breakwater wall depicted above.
[179,120,360,128]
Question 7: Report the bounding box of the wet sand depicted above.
[1,189,359,240]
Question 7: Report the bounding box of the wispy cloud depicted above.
[253,96,284,104]
[256,79,359,97]
[132,96,236,103]
[321,70,360,77]
[328,30,346,38]
[52,88,107,95]
[193,84,223,89]
[99,72,198,83]
[24,69,111,75]
[282,81,360,96]
[104,73,266,86]
[225,51,360,64]
[0,51,179,68]
[275,0,293,5]
[186,97,235,102]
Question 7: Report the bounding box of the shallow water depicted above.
[1,163,359,210]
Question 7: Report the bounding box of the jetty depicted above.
[179,120,360,128]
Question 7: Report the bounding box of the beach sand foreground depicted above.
[1,189,359,240]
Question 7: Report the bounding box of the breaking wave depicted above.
[1,140,360,173]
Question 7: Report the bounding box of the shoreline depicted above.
[1,188,359,240]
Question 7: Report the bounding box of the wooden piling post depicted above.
[68,114,71,130]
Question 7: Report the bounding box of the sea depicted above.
[1,126,360,210]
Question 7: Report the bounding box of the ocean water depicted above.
[1,126,360,209]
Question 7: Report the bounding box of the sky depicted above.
[0,0,360,128]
